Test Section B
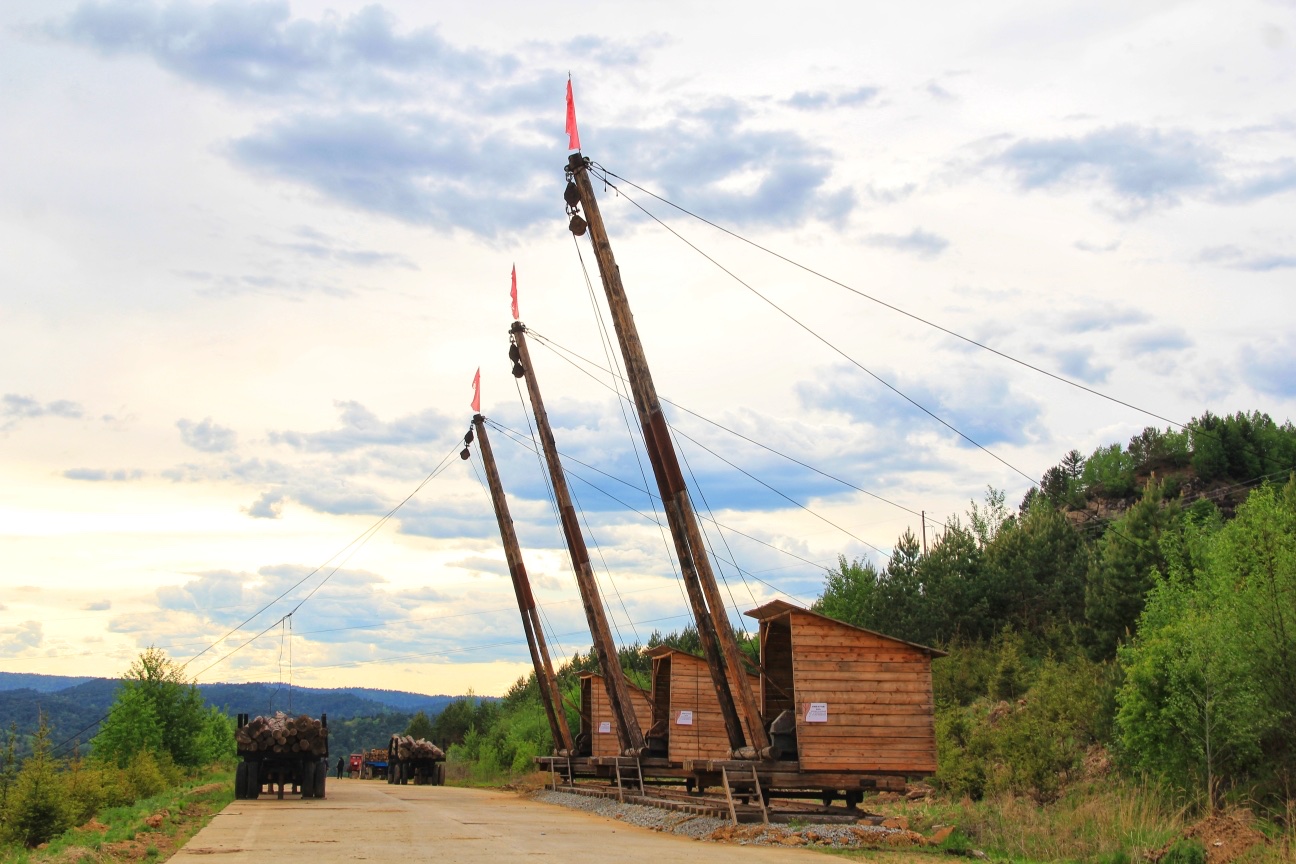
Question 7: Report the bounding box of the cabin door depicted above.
[761,614,798,759]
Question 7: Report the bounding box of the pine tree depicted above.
[1085,481,1182,659]
[7,712,72,847]
[0,722,18,830]
[404,711,436,741]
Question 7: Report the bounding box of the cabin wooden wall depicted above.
[788,609,937,774]
[659,652,760,762]
[584,674,653,759]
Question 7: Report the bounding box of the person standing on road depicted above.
[335,755,344,779]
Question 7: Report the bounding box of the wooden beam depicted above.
[511,325,646,755]
[472,416,573,755]
[567,153,770,755]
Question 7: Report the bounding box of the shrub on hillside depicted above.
[935,649,1111,804]
[4,716,72,847]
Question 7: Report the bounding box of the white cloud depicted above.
[1,0,1292,693]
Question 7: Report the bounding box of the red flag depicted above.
[471,367,481,413]
[565,78,581,151]
[510,264,519,320]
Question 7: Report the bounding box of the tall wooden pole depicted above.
[565,154,771,756]
[511,323,646,755]
[471,415,574,755]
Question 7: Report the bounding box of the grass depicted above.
[0,766,234,864]
[823,781,1296,864]
[819,779,1185,863]
[961,779,1186,861]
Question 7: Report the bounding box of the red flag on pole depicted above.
[471,367,481,413]
[565,78,581,151]
[510,264,519,320]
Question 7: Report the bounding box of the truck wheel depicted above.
[300,758,317,798]
[246,762,259,799]
[235,762,247,799]
[315,760,327,799]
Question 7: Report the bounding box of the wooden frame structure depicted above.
[646,646,761,764]
[536,152,948,814]
[579,672,654,759]
[746,600,947,775]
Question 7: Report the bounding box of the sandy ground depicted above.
[170,777,829,862]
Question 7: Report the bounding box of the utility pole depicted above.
[469,416,573,755]
[510,322,645,755]
[921,510,927,556]
[565,154,770,757]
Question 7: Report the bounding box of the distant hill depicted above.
[0,673,463,758]
[0,672,97,693]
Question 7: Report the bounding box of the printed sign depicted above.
[598,721,611,734]
[803,702,829,723]
[675,710,694,726]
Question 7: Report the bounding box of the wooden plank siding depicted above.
[580,672,653,759]
[747,600,945,776]
[647,646,760,762]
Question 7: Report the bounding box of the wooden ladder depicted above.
[721,765,769,826]
[614,757,643,802]
[549,756,574,790]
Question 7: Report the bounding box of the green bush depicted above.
[934,704,987,799]
[62,759,109,825]
[124,750,169,801]
[932,640,997,707]
[934,644,1110,803]
[1162,838,1207,864]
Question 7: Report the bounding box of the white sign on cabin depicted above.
[598,721,611,734]
[803,702,829,723]
[675,710,694,726]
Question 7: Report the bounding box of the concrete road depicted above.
[173,778,825,863]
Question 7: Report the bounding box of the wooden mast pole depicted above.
[470,415,574,755]
[565,154,771,756]
[510,323,646,755]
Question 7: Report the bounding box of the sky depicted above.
[1,0,1293,698]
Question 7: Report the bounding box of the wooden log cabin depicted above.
[746,600,946,775]
[645,645,762,763]
[578,672,654,759]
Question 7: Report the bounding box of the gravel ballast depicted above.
[534,790,932,849]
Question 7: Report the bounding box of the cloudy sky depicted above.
[2,0,1292,697]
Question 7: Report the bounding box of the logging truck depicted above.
[386,734,446,786]
[360,747,389,780]
[233,712,330,800]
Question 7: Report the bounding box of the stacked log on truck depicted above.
[361,747,389,780]
[234,712,329,800]
[387,735,446,785]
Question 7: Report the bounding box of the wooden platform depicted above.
[537,754,907,804]
[544,779,884,825]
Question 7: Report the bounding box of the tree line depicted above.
[814,409,1296,810]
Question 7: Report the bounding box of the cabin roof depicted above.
[577,670,651,694]
[644,644,704,660]
[744,599,949,658]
